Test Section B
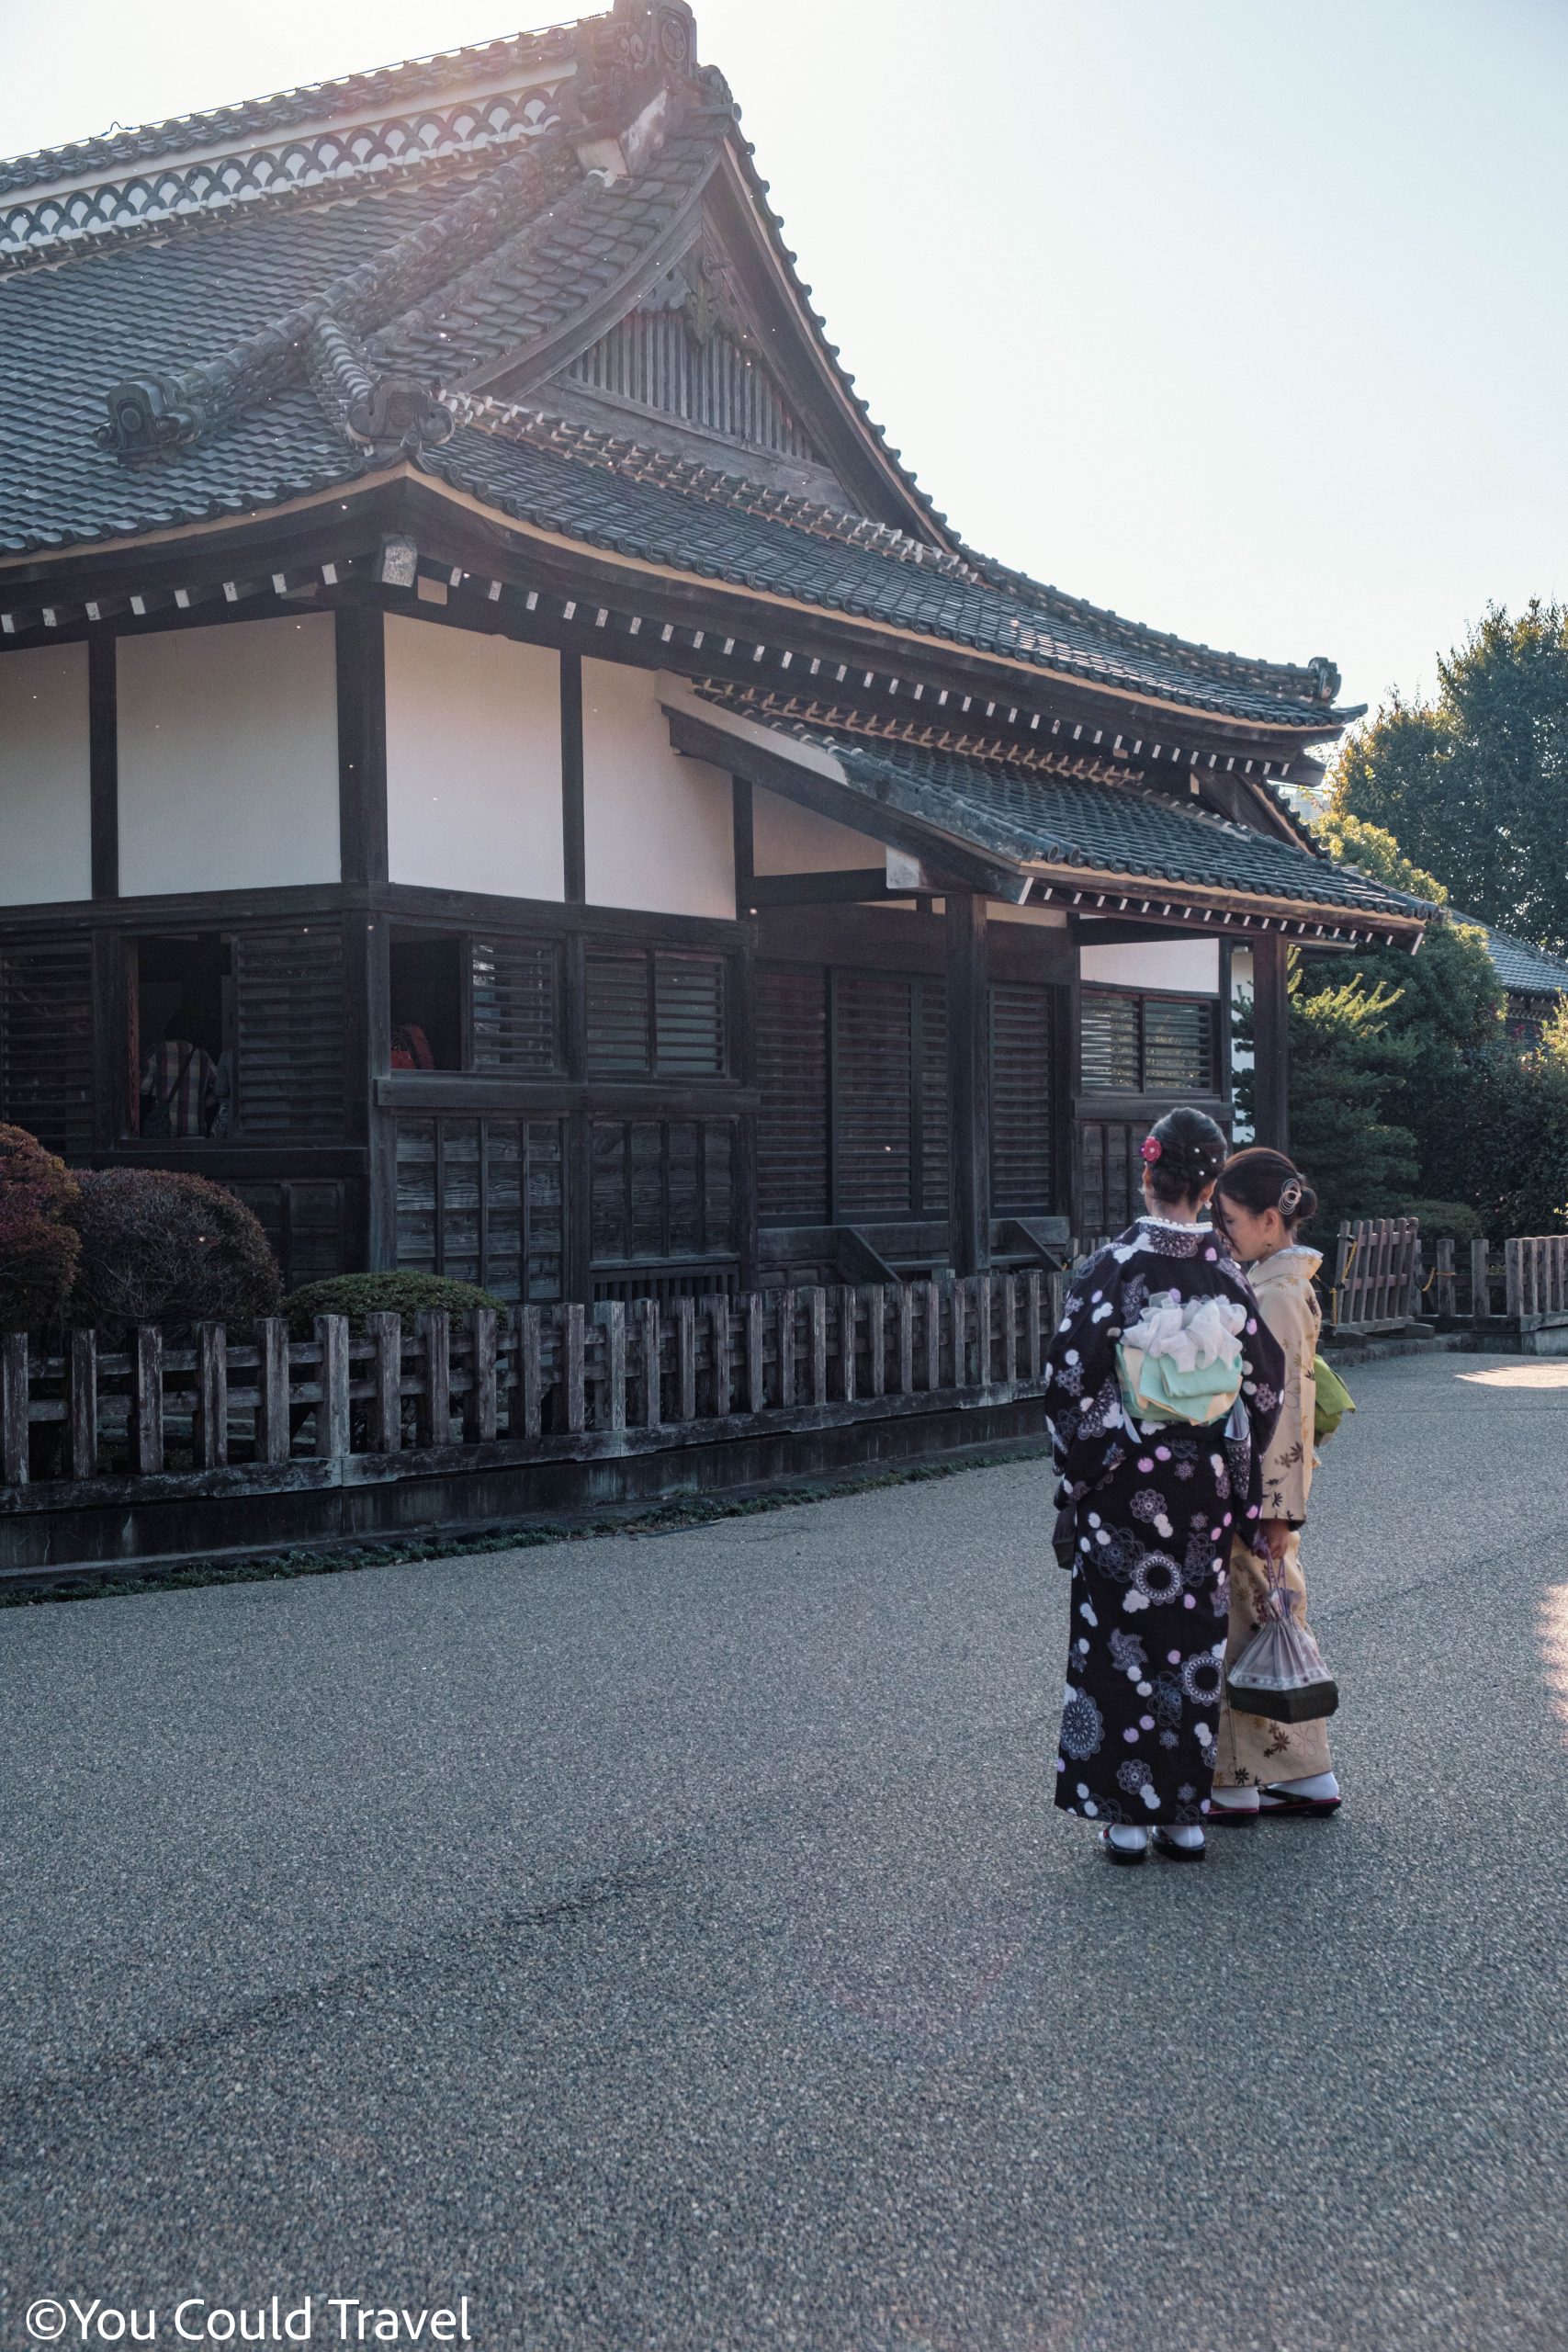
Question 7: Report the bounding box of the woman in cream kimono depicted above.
[1209,1148,1342,1821]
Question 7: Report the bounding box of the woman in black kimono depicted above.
[1045,1106,1284,1866]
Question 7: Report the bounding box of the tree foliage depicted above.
[0,1125,81,1334]
[69,1170,283,1338]
[1331,601,1568,953]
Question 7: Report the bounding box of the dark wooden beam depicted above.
[335,605,387,888]
[750,869,898,908]
[1250,930,1290,1152]
[87,634,118,901]
[946,890,991,1275]
[732,776,753,912]
[560,650,586,906]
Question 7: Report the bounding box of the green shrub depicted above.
[283,1272,509,1339]
[70,1170,283,1336]
[1395,1199,1486,1246]
[0,1125,82,1334]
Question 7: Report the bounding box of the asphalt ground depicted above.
[3,1350,1567,2352]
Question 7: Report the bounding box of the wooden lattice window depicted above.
[395,1116,564,1305]
[755,962,829,1222]
[1079,1120,1145,1241]
[1080,989,1216,1095]
[990,983,1054,1210]
[585,946,728,1077]
[0,937,94,1159]
[235,926,345,1138]
[469,936,560,1071]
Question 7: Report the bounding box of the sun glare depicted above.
[1457,1363,1568,1388]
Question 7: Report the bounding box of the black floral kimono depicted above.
[1044,1216,1285,1826]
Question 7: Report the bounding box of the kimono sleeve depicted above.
[1258,1283,1316,1522]
[1043,1256,1130,1501]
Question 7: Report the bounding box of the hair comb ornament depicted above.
[1140,1136,1162,1164]
[1279,1179,1303,1216]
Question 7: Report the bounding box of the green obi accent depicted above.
[1117,1342,1242,1427]
[1313,1353,1355,1440]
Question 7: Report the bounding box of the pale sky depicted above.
[4,0,1566,720]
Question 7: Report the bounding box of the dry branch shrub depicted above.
[0,1123,81,1333]
[69,1170,283,1336]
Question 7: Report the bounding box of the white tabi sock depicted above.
[1164,1825,1205,1850]
[1210,1786,1260,1813]
[1107,1825,1148,1853]
[1264,1771,1340,1803]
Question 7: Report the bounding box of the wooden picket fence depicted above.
[1504,1234,1568,1325]
[0,1272,1068,1500]
[1328,1217,1423,1334]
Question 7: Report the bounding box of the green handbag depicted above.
[1314,1353,1355,1441]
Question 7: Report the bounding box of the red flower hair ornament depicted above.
[1140,1136,1162,1165]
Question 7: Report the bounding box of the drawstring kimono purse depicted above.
[1226,1556,1339,1722]
[1116,1291,1247,1428]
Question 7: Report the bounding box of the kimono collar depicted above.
[1249,1243,1324,1288]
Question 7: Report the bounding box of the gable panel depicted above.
[0,643,92,907]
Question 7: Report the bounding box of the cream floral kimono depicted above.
[1213,1245,1334,1788]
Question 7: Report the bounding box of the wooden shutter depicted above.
[590,1117,739,1269]
[755,962,828,1222]
[235,926,344,1137]
[1079,1120,1142,1239]
[0,938,93,1158]
[653,952,727,1075]
[1143,998,1215,1092]
[396,1114,563,1303]
[703,1120,737,1254]
[916,978,949,1214]
[470,937,559,1071]
[990,983,1054,1209]
[585,948,651,1073]
[833,970,913,1216]
[1080,991,1141,1092]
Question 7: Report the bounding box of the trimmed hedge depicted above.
[0,1125,82,1334]
[283,1272,510,1340]
[70,1170,283,1338]
[1395,1199,1486,1247]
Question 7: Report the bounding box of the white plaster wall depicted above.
[1230,944,1255,1141]
[0,642,92,905]
[1078,936,1220,994]
[751,786,887,875]
[118,615,340,895]
[582,658,734,918]
[386,617,564,899]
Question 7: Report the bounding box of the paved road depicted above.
[4,1351,1568,2352]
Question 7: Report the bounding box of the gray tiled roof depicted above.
[0,16,1350,737]
[1450,913,1568,998]
[713,703,1427,919]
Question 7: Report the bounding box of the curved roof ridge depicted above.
[0,21,584,200]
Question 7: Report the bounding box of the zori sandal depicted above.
[1259,1785,1342,1816]
[1098,1826,1147,1866]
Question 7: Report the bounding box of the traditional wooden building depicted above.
[0,0,1426,1310]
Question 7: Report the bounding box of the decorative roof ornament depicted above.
[563,0,703,136]
[306,317,453,457]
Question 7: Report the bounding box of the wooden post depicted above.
[923,1276,942,1393]
[896,1282,914,1396]
[596,1300,627,1433]
[518,1306,544,1438]
[257,1317,290,1464]
[1471,1238,1492,1322]
[775,1289,795,1410]
[635,1297,661,1428]
[705,1294,732,1418]
[807,1285,829,1406]
[2,1332,29,1487]
[466,1307,499,1442]
[68,1329,98,1479]
[1250,930,1290,1153]
[840,1285,858,1404]
[945,889,991,1274]
[1436,1238,1456,1320]
[673,1296,697,1423]
[1002,1273,1018,1387]
[866,1284,886,1399]
[975,1273,993,1390]
[745,1292,766,1414]
[560,1302,587,1433]
[130,1325,164,1476]
[195,1322,228,1470]
[367,1312,402,1453]
[314,1315,350,1460]
[419,1309,451,1447]
[1026,1270,1044,1380]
